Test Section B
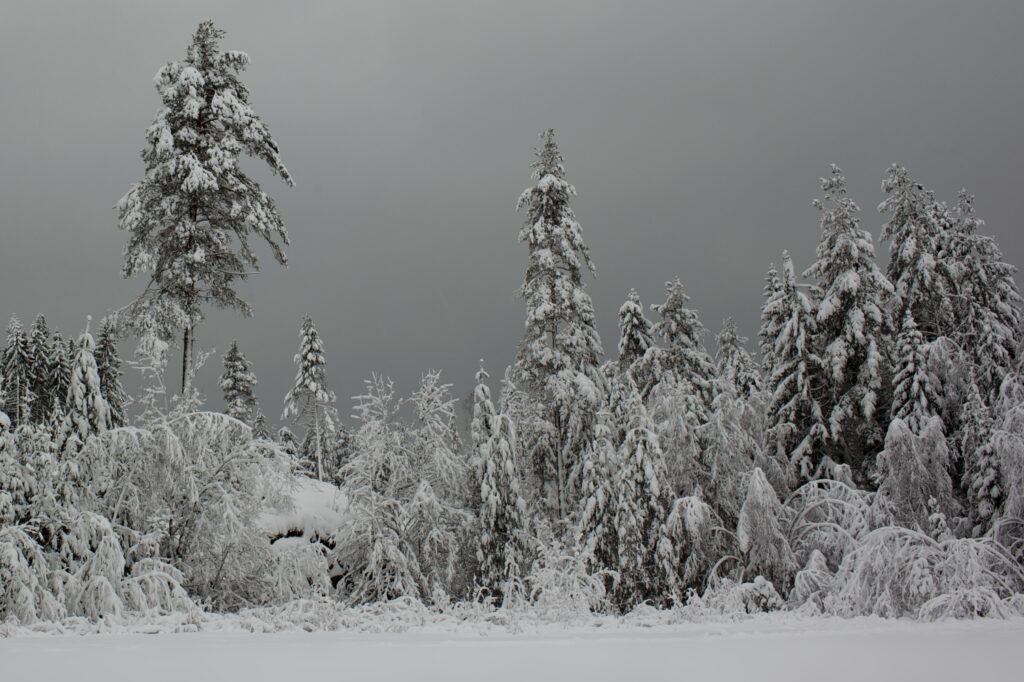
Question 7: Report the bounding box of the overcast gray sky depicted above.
[1,0,1022,423]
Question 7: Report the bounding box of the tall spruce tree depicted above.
[3,316,34,428]
[764,253,829,481]
[117,20,293,393]
[27,314,55,424]
[94,318,128,428]
[282,315,336,480]
[759,263,783,377]
[940,190,1023,402]
[617,289,660,398]
[514,129,603,519]
[652,279,716,412]
[715,318,762,398]
[48,333,73,417]
[473,365,528,602]
[878,165,947,339]
[56,319,111,456]
[220,340,258,423]
[805,165,893,468]
[614,381,677,607]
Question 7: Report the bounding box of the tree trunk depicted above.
[181,325,194,394]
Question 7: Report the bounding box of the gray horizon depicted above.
[2,0,1022,426]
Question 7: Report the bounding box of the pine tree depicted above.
[764,253,829,481]
[890,311,941,435]
[576,411,619,579]
[652,278,716,412]
[878,165,947,339]
[806,165,893,468]
[715,318,762,398]
[47,334,73,417]
[282,315,336,480]
[958,378,1000,536]
[614,380,677,607]
[252,410,271,441]
[3,316,34,428]
[940,190,1023,402]
[473,365,528,601]
[514,129,604,519]
[94,318,128,428]
[617,289,661,399]
[759,263,782,377]
[27,314,54,423]
[117,21,294,393]
[220,340,257,424]
[57,319,112,456]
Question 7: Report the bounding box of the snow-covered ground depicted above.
[3,617,1021,682]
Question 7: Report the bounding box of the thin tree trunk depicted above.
[182,325,194,394]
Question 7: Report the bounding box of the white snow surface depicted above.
[2,616,1020,682]
[258,476,348,539]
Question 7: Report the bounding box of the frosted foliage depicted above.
[758,264,782,377]
[665,495,727,592]
[116,21,293,337]
[806,166,892,456]
[94,318,128,428]
[575,413,619,579]
[334,375,470,604]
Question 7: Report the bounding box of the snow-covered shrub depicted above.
[737,468,797,592]
[518,533,614,621]
[784,478,871,567]
[334,375,470,604]
[665,495,729,593]
[681,576,784,618]
[873,417,955,529]
[822,526,1024,619]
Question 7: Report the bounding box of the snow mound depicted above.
[258,476,348,541]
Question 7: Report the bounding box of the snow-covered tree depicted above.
[47,334,73,419]
[874,417,954,530]
[878,165,947,339]
[764,253,829,481]
[958,378,1000,536]
[614,381,677,607]
[617,289,661,398]
[652,278,716,412]
[473,365,528,601]
[758,263,782,377]
[940,190,1023,402]
[890,311,941,434]
[117,20,294,393]
[737,468,797,591]
[514,129,604,520]
[251,410,271,441]
[715,318,762,398]
[27,314,54,423]
[220,340,257,423]
[3,316,34,428]
[56,319,112,456]
[806,165,893,468]
[575,411,619,580]
[282,315,336,481]
[94,318,128,428]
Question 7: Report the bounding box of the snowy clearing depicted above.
[2,617,1021,682]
